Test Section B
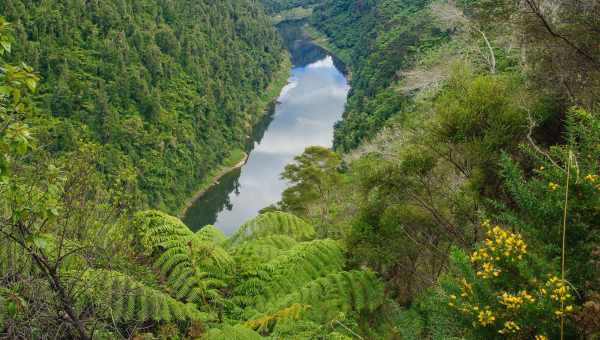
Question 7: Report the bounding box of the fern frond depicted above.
[231,235,298,268]
[204,324,262,340]
[131,210,193,255]
[235,239,345,309]
[77,269,208,323]
[196,225,227,244]
[155,233,233,304]
[245,303,308,333]
[131,211,233,306]
[226,212,315,247]
[271,270,385,323]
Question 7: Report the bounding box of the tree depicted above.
[281,146,343,237]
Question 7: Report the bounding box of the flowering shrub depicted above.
[441,224,576,338]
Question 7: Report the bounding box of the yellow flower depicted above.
[498,321,520,334]
[548,182,560,191]
[565,305,574,312]
[539,166,545,171]
[477,262,501,279]
[498,291,532,310]
[478,310,495,326]
[535,335,548,340]
[585,174,599,183]
[519,290,535,303]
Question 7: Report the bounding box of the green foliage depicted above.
[131,210,232,306]
[6,0,600,337]
[403,225,577,339]
[281,146,344,236]
[497,108,600,289]
[0,0,286,213]
[254,239,345,307]
[79,270,208,323]
[460,0,600,108]
[266,270,385,323]
[117,210,385,337]
[0,16,38,178]
[226,211,316,247]
[231,235,299,268]
[261,0,322,14]
[309,0,448,150]
[204,324,262,340]
[196,225,228,245]
[131,210,193,256]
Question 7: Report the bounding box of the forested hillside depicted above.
[2,0,600,339]
[0,0,287,212]
[309,0,449,151]
[261,0,322,13]
[270,0,600,338]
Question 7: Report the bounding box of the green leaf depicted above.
[25,234,50,251]
[0,40,10,54]
[0,86,11,95]
[24,78,37,92]
[6,302,16,317]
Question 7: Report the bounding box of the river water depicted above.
[183,25,349,234]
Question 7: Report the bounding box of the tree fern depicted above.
[131,210,193,255]
[234,239,345,310]
[131,211,233,306]
[261,270,384,324]
[77,270,208,323]
[203,324,262,340]
[245,303,308,333]
[196,225,227,244]
[226,212,315,247]
[231,235,298,268]
[154,233,233,305]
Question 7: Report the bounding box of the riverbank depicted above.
[178,149,249,218]
[303,25,351,68]
[177,54,292,219]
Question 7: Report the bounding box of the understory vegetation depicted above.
[2,0,600,339]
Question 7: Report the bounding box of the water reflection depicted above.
[183,34,349,234]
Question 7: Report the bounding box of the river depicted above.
[183,23,349,235]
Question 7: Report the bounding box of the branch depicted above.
[0,226,91,340]
[524,0,600,68]
[475,27,496,74]
[526,111,564,172]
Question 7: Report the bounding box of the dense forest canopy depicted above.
[2,0,600,338]
[0,0,287,213]
[260,0,322,13]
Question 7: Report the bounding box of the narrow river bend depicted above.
[184,32,349,235]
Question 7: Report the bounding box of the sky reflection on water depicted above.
[183,49,349,234]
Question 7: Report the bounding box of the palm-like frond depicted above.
[204,324,262,340]
[231,235,298,268]
[226,212,315,247]
[259,270,384,325]
[232,239,345,310]
[77,270,209,323]
[131,210,193,256]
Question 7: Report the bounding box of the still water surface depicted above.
[183,40,349,234]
